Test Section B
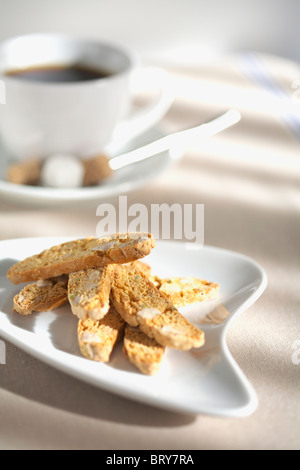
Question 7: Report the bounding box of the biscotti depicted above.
[6,233,223,376]
[7,233,155,284]
[123,324,165,375]
[156,276,220,307]
[13,275,68,315]
[68,266,113,320]
[77,306,125,362]
[127,260,152,277]
[110,264,205,351]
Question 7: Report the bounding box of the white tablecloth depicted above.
[0,54,299,450]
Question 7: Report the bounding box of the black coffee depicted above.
[5,63,112,83]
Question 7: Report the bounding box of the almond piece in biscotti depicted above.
[68,266,113,321]
[77,306,125,362]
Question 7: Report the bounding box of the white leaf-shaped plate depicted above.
[0,237,267,416]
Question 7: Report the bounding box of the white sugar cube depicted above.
[41,154,84,188]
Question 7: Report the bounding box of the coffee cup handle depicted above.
[106,67,174,154]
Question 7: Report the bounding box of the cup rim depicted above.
[0,32,138,87]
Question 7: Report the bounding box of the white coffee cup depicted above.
[0,33,173,161]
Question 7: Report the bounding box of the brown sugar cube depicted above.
[6,158,42,185]
[83,154,112,186]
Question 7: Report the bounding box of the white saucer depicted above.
[0,237,267,416]
[0,126,182,208]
